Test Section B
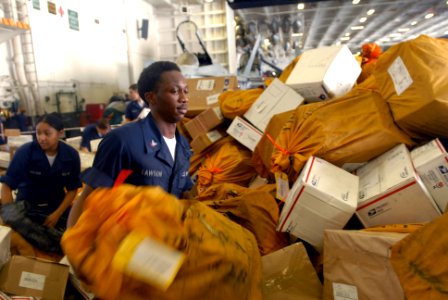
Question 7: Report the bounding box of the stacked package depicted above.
[259,87,413,182]
[373,35,448,140]
[356,144,441,227]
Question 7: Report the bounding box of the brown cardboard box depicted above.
[0,256,69,300]
[185,107,224,139]
[4,129,21,137]
[190,130,225,154]
[0,226,11,269]
[186,76,238,116]
[262,242,322,300]
[323,230,406,300]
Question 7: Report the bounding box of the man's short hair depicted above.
[96,118,110,130]
[129,83,138,91]
[137,61,181,100]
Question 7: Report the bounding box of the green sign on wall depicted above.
[32,0,40,10]
[68,9,79,31]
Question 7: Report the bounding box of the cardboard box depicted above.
[78,151,95,171]
[186,76,238,116]
[4,129,21,137]
[190,130,224,153]
[356,144,441,227]
[60,256,95,300]
[244,78,304,132]
[323,230,406,300]
[0,226,11,269]
[7,135,33,149]
[0,256,69,300]
[286,45,361,102]
[411,139,448,212]
[277,156,359,251]
[262,242,322,300]
[185,107,224,139]
[226,116,263,151]
[65,136,82,149]
[89,138,102,152]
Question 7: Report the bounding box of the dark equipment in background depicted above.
[176,20,213,66]
[138,19,149,39]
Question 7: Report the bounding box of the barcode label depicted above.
[196,79,215,91]
[19,271,46,291]
[388,56,413,96]
[206,130,222,143]
[207,94,220,105]
[275,172,289,201]
[333,283,358,300]
[113,232,185,291]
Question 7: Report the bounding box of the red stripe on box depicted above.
[435,138,447,153]
[356,180,417,211]
[279,185,306,231]
[305,156,315,183]
[239,116,263,135]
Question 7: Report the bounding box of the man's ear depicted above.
[58,130,64,139]
[145,91,156,107]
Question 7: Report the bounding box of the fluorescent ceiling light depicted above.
[389,33,402,37]
[297,3,305,10]
[204,0,214,2]
[335,41,341,45]
[291,32,303,37]
[345,32,350,36]
[425,13,434,19]
[352,0,360,4]
[398,28,410,32]
[341,37,350,41]
[367,9,375,16]
[359,17,367,23]
[351,26,364,30]
[411,21,418,25]
[380,37,391,42]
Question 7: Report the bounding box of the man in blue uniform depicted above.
[124,84,149,122]
[80,118,111,152]
[68,61,192,227]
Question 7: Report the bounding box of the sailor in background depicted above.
[80,118,111,152]
[124,83,149,122]
[0,113,82,253]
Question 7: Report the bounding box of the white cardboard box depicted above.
[0,226,11,269]
[411,138,448,212]
[277,156,359,251]
[226,116,263,151]
[356,144,441,227]
[244,78,304,132]
[286,45,361,102]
